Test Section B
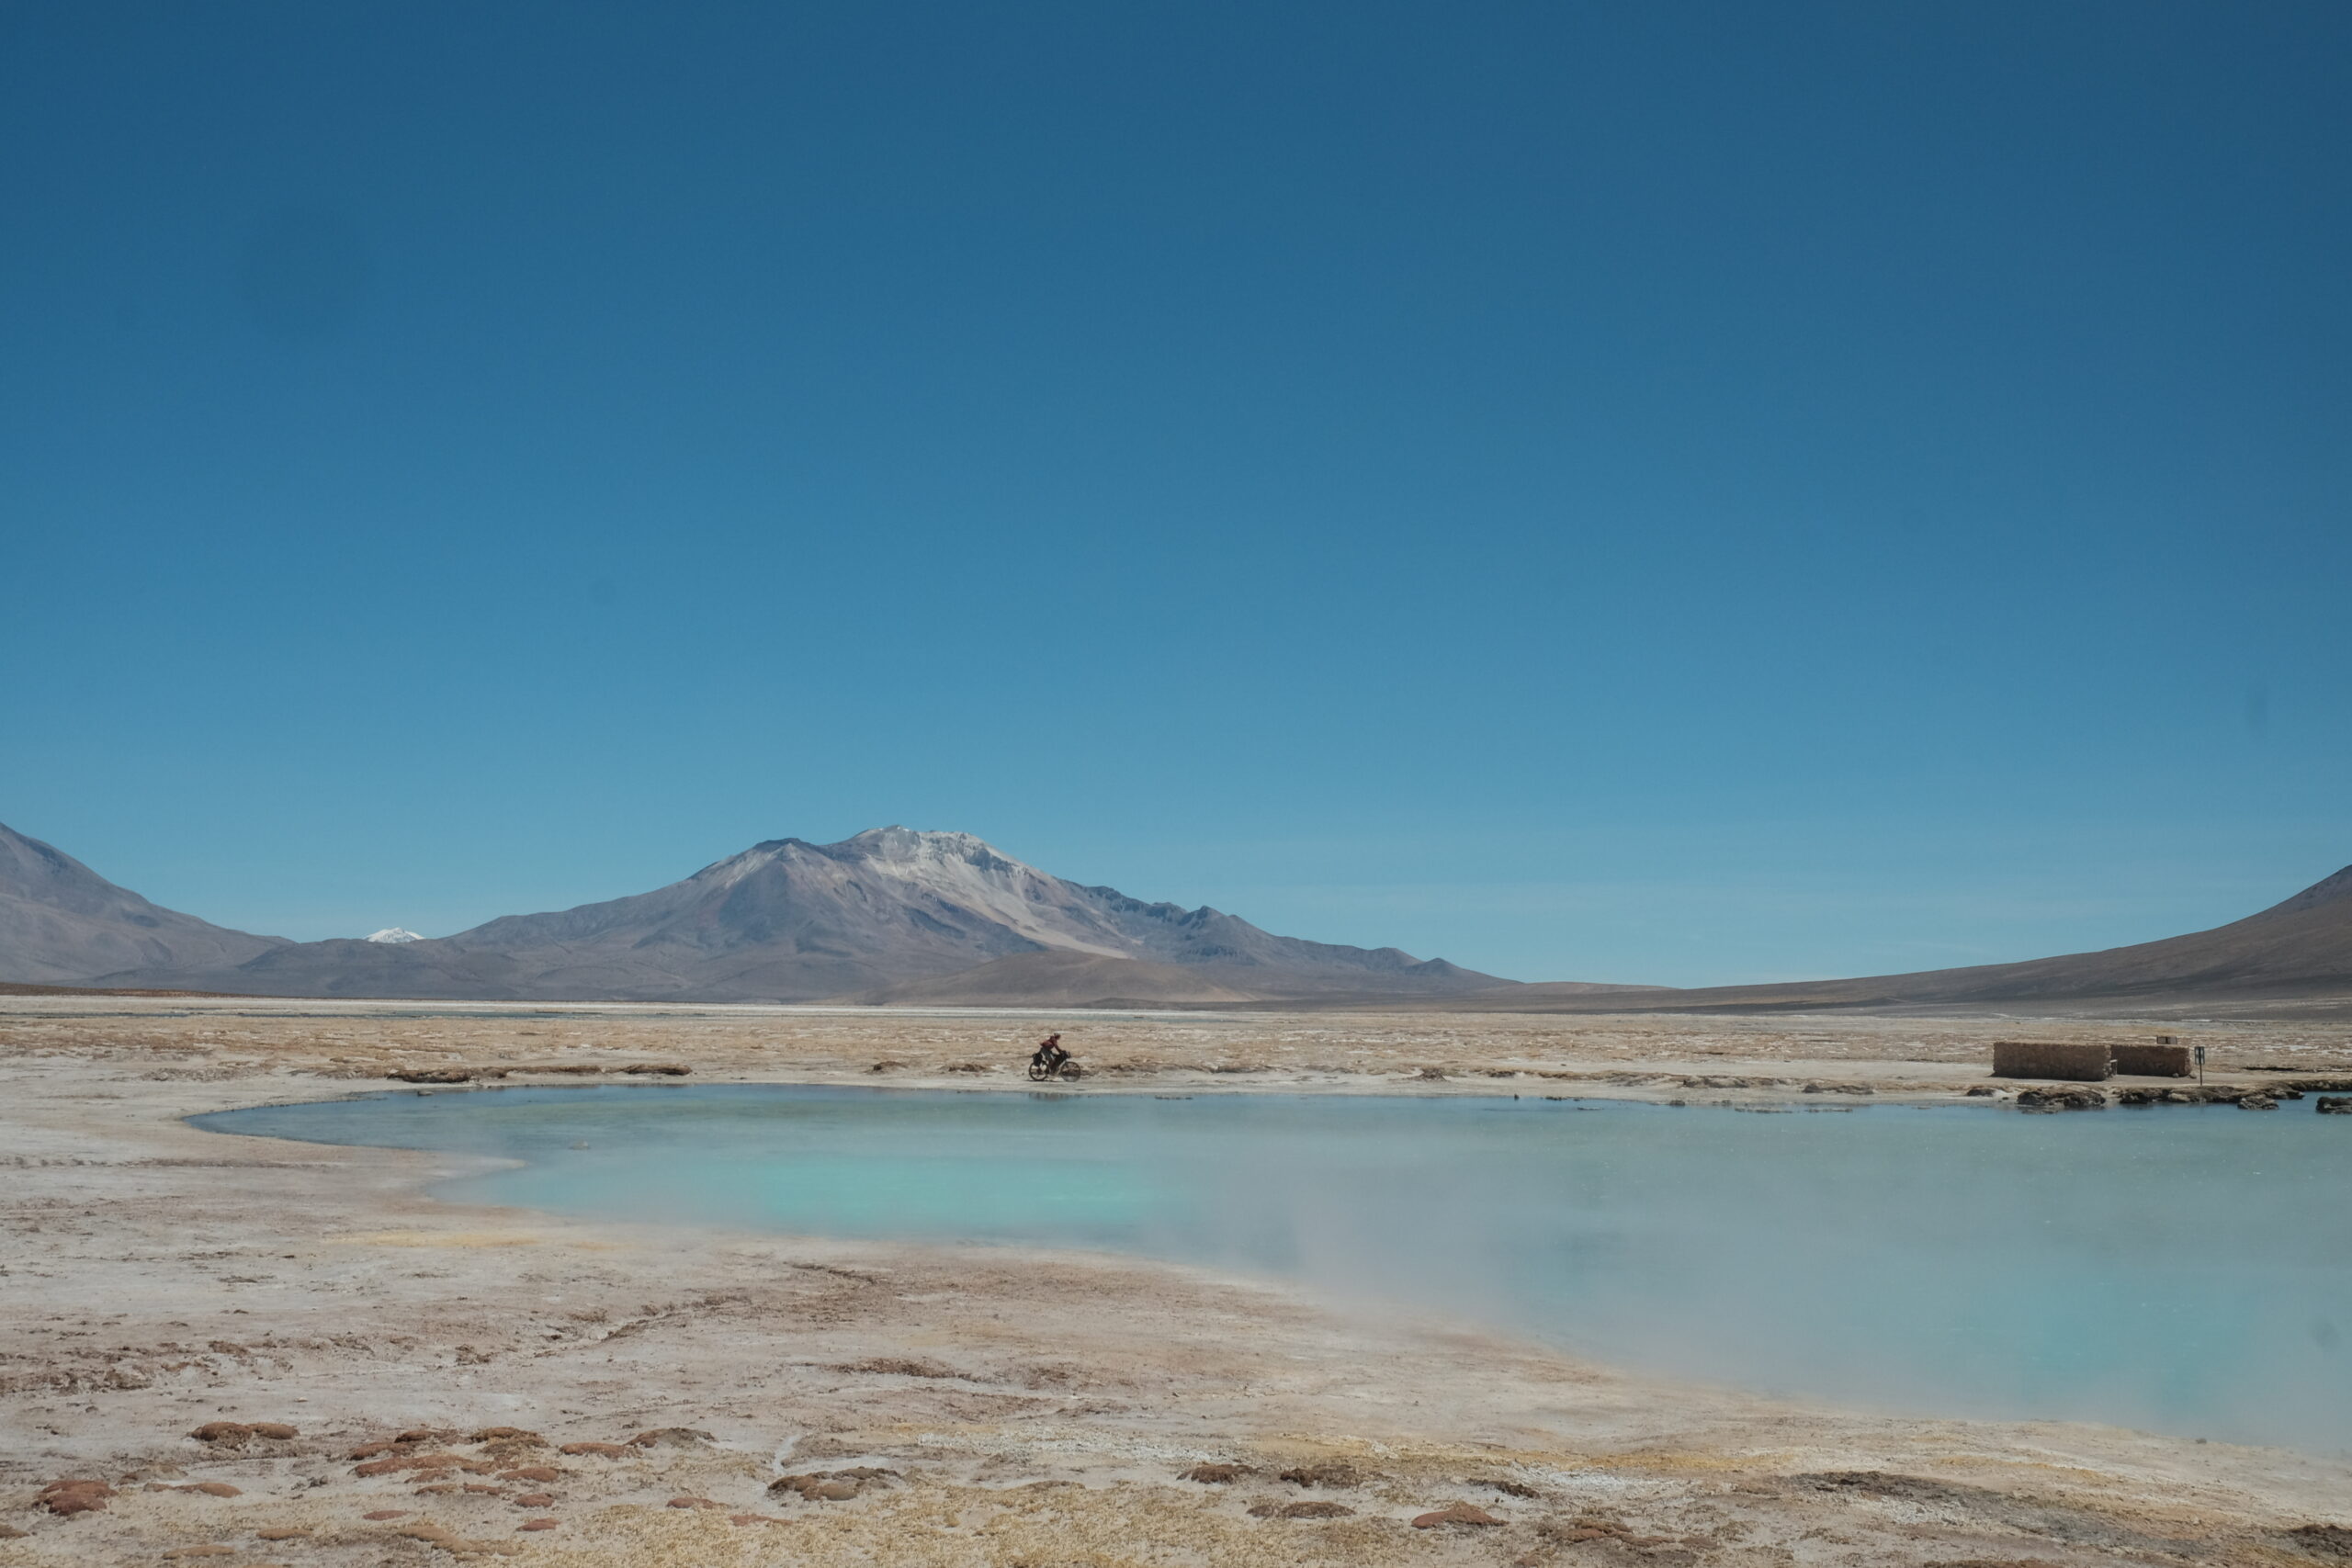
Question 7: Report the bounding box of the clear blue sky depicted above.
[4,2,2347,986]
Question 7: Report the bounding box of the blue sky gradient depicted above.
[4,2,2347,985]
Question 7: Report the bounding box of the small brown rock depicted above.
[519,1519,558,1531]
[248,1422,298,1439]
[188,1482,242,1497]
[667,1495,723,1509]
[1413,1504,1504,1529]
[37,1479,113,1515]
[255,1529,311,1540]
[621,1062,691,1076]
[1181,1462,1251,1483]
[361,1509,412,1520]
[189,1422,253,1443]
[354,1458,407,1477]
[348,1441,395,1460]
[1277,1462,1361,1489]
[558,1441,629,1457]
[39,1478,111,1495]
[497,1467,561,1483]
[512,1493,555,1508]
[471,1427,542,1443]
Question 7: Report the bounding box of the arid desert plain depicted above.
[5,996,2351,1568]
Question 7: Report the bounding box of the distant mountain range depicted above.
[0,822,1525,1004]
[3,818,2348,1014]
[0,825,288,984]
[1447,863,2352,1018]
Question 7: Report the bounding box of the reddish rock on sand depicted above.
[667,1495,723,1509]
[497,1466,561,1483]
[41,1496,108,1517]
[187,1483,242,1497]
[558,1441,629,1457]
[512,1494,556,1508]
[361,1510,412,1521]
[37,1479,114,1515]
[519,1519,558,1531]
[1413,1504,1504,1529]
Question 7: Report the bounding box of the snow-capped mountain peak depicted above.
[365,928,424,944]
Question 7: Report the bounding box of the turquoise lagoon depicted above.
[194,1086,2352,1455]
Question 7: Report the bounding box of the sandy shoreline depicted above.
[5,998,2349,1566]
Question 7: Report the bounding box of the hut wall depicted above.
[2110,1043,2192,1077]
[1991,1041,2114,1081]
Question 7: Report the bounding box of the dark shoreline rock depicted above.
[2018,1086,2107,1111]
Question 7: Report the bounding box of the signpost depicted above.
[2195,1044,2207,1086]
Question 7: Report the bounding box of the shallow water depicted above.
[197,1086,2352,1454]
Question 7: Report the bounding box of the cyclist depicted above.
[1030,1033,1070,1077]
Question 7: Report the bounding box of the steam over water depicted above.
[197,1086,2352,1455]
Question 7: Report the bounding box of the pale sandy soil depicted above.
[4,997,2349,1568]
